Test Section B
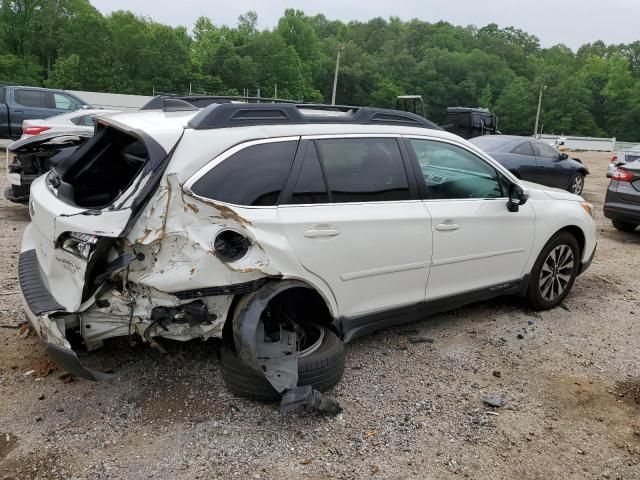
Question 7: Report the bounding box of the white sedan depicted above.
[19,109,120,140]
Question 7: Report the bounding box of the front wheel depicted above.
[526,232,580,310]
[568,174,585,195]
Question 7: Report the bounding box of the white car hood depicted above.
[521,181,583,202]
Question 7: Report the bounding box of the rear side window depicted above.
[54,93,83,111]
[315,138,410,203]
[286,143,329,204]
[191,141,297,206]
[533,141,560,159]
[71,115,95,126]
[15,89,49,108]
[512,141,534,156]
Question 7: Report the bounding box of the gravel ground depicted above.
[0,152,639,480]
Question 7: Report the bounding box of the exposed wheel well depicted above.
[556,225,585,258]
[222,282,335,343]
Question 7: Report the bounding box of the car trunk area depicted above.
[50,126,149,208]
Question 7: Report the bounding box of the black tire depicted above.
[567,174,585,195]
[220,328,345,402]
[526,231,580,311]
[612,219,637,232]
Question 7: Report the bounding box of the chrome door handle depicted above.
[304,229,341,238]
[435,223,460,232]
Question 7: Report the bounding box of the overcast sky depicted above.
[90,0,638,50]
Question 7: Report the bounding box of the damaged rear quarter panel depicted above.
[123,128,339,320]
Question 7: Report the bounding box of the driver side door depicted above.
[405,137,535,301]
[532,141,571,188]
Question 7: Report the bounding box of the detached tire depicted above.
[526,231,580,311]
[220,327,345,402]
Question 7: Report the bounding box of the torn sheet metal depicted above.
[125,173,279,293]
[232,281,316,393]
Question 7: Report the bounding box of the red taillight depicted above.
[612,168,634,182]
[23,126,51,135]
[611,155,618,163]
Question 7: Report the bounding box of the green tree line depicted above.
[1,1,639,140]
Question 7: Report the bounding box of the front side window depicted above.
[15,89,49,108]
[190,141,298,206]
[314,138,410,203]
[533,141,560,159]
[410,139,504,199]
[54,93,83,111]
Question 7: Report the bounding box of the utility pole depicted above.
[274,84,278,99]
[534,85,547,137]
[331,44,345,106]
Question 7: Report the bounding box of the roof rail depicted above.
[187,103,441,130]
[140,95,300,111]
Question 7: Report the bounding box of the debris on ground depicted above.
[483,395,507,408]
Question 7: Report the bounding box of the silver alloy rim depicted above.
[539,244,574,301]
[298,324,325,358]
[571,176,583,194]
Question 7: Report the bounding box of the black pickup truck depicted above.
[0,86,89,139]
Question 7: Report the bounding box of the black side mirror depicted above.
[558,153,569,160]
[507,184,529,212]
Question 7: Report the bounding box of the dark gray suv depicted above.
[604,162,640,231]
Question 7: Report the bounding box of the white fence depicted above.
[539,134,616,152]
[68,90,153,111]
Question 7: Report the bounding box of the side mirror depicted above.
[507,184,529,212]
[558,153,569,160]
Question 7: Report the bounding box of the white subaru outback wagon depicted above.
[19,98,596,411]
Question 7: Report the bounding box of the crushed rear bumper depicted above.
[18,249,110,380]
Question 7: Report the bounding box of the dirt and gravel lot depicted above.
[0,151,639,480]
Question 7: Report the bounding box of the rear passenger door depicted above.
[278,136,432,319]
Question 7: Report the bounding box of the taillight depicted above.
[59,232,100,259]
[23,126,51,135]
[612,168,634,182]
[611,155,618,163]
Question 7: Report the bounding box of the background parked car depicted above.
[470,135,589,195]
[607,144,640,178]
[0,86,90,140]
[19,109,119,140]
[604,163,640,232]
[5,131,91,203]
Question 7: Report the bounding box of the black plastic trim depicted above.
[336,278,525,343]
[174,278,267,300]
[18,250,64,315]
[44,344,111,381]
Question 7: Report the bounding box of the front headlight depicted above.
[59,232,99,259]
[581,202,595,219]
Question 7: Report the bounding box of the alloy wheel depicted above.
[571,176,584,194]
[538,244,574,302]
